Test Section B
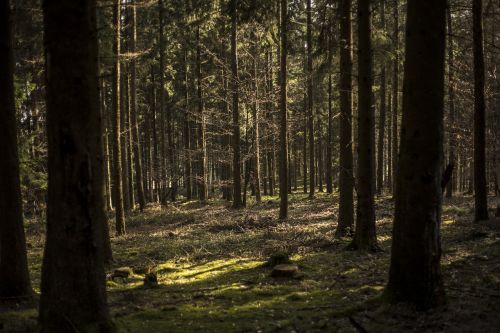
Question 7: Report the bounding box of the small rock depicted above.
[271,264,298,278]
[113,267,133,279]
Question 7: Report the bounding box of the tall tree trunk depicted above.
[0,0,32,299]
[112,0,125,235]
[473,0,489,221]
[158,0,167,205]
[231,0,243,208]
[279,0,288,219]
[39,0,114,329]
[196,26,208,203]
[351,0,378,251]
[336,0,354,237]
[384,0,447,310]
[184,50,193,200]
[445,1,456,198]
[377,0,387,195]
[252,31,262,203]
[129,0,146,211]
[121,70,131,211]
[326,33,333,194]
[307,0,315,198]
[391,0,399,195]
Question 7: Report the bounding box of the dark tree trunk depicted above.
[129,0,146,211]
[445,1,456,198]
[391,0,399,196]
[158,0,167,205]
[112,0,125,235]
[377,0,387,195]
[351,0,378,251]
[473,0,489,221]
[279,0,288,219]
[337,0,354,237]
[326,32,333,194]
[39,0,114,330]
[231,0,243,208]
[384,0,447,310]
[252,31,262,203]
[196,26,208,203]
[184,50,193,200]
[0,0,32,299]
[307,0,315,198]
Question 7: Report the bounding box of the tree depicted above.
[473,0,489,222]
[196,26,208,203]
[279,0,288,219]
[39,0,114,330]
[0,0,32,299]
[252,30,262,203]
[336,0,354,237]
[377,0,387,194]
[306,0,315,198]
[384,0,447,310]
[391,0,399,195]
[350,0,378,251]
[129,0,146,211]
[112,0,126,235]
[231,0,243,208]
[445,0,456,198]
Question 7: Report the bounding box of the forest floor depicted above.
[2,192,500,332]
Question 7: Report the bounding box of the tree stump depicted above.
[271,264,298,278]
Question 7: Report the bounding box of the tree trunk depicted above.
[129,0,146,211]
[391,0,399,196]
[377,0,387,195]
[112,0,125,235]
[184,50,193,200]
[351,0,378,251]
[158,0,167,205]
[39,0,114,329]
[326,33,333,194]
[279,0,288,219]
[231,0,243,208]
[337,0,354,237]
[0,0,32,299]
[196,26,208,203]
[473,0,489,221]
[252,31,262,203]
[384,0,447,310]
[307,0,315,198]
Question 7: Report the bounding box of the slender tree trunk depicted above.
[445,2,456,198]
[231,0,243,208]
[129,0,146,211]
[196,26,208,203]
[253,31,262,203]
[112,0,125,235]
[337,0,354,237]
[121,70,131,211]
[351,0,378,251]
[387,86,392,187]
[39,0,114,329]
[326,34,333,194]
[279,0,288,219]
[473,0,489,221]
[184,50,193,200]
[391,0,399,196]
[377,0,387,195]
[307,0,315,198]
[384,0,447,310]
[158,0,167,205]
[0,0,32,299]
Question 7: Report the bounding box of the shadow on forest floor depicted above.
[1,192,499,332]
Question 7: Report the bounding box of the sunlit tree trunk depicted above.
[279,0,289,219]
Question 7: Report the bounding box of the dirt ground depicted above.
[1,192,500,332]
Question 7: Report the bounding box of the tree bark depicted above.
[307,0,315,198]
[0,0,32,299]
[351,0,378,251]
[336,0,354,237]
[112,0,126,235]
[377,0,387,195]
[129,0,146,211]
[384,0,447,310]
[279,0,288,219]
[231,0,243,208]
[473,0,489,221]
[39,0,114,329]
[391,0,399,196]
[252,31,262,203]
[196,26,208,203]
